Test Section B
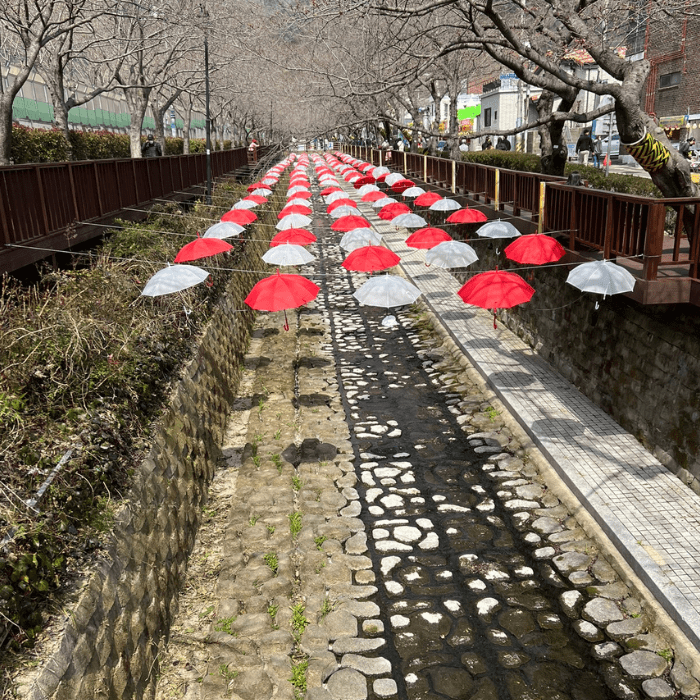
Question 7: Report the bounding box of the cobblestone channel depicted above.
[154,167,698,700]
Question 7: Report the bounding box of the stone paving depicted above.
[153,160,700,700]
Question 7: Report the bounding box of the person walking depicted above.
[496,136,510,151]
[141,133,162,158]
[482,136,492,150]
[592,135,603,168]
[575,128,594,166]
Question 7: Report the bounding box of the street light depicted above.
[200,4,212,205]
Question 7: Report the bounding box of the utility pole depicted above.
[201,4,212,205]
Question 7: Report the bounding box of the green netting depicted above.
[12,97,28,120]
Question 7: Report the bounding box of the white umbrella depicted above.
[373,166,390,178]
[425,241,479,268]
[287,186,309,197]
[233,199,258,210]
[353,275,422,308]
[358,184,380,196]
[319,176,339,184]
[261,177,277,186]
[384,173,404,186]
[252,188,272,197]
[476,220,521,239]
[276,214,312,230]
[262,243,316,266]
[203,222,244,239]
[392,213,427,228]
[566,260,636,298]
[429,198,461,212]
[402,186,425,198]
[326,190,349,204]
[330,205,359,218]
[287,198,312,208]
[141,265,209,297]
[372,197,398,208]
[340,228,383,251]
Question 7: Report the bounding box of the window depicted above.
[484,108,492,127]
[494,110,498,121]
[660,72,681,88]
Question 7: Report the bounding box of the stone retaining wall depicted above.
[18,218,272,699]
[460,246,700,494]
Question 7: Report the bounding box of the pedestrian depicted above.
[482,136,492,150]
[397,139,405,152]
[496,136,510,151]
[141,133,162,158]
[575,128,593,166]
[679,137,696,160]
[592,135,603,168]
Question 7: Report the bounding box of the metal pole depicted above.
[604,110,613,177]
[203,7,212,205]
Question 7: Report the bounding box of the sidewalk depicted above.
[346,185,700,652]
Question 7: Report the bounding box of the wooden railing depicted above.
[0,148,250,275]
[342,145,700,286]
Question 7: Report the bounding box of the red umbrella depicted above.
[270,229,317,246]
[362,191,387,203]
[405,228,452,249]
[320,186,342,196]
[414,191,443,207]
[504,234,565,265]
[391,179,415,194]
[354,175,376,187]
[447,208,488,224]
[247,182,265,192]
[378,202,411,221]
[458,270,534,328]
[222,209,257,225]
[245,270,320,330]
[342,246,401,272]
[288,190,312,200]
[278,204,312,218]
[174,237,232,263]
[327,198,357,213]
[332,215,371,232]
[244,194,267,204]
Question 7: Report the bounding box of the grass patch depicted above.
[289,659,308,699]
[314,535,327,551]
[291,475,302,491]
[290,603,309,636]
[214,616,238,635]
[288,511,302,538]
[263,552,279,576]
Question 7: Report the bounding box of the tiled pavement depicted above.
[339,180,700,652]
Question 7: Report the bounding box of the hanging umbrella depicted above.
[505,234,565,265]
[426,241,478,268]
[287,197,313,208]
[327,198,357,213]
[289,190,312,200]
[331,215,371,231]
[330,205,360,219]
[406,227,452,249]
[141,265,210,297]
[243,195,268,204]
[233,199,258,210]
[278,204,312,218]
[270,229,317,246]
[362,190,388,203]
[378,202,411,220]
[203,222,244,239]
[384,173,404,186]
[252,188,272,197]
[339,228,383,251]
[277,214,312,230]
[358,184,381,196]
[247,182,265,192]
[222,209,257,225]
[392,213,428,228]
[372,197,398,208]
[391,179,415,194]
[353,275,421,308]
[287,186,309,197]
[402,186,425,198]
[262,243,316,266]
[458,270,534,328]
[476,220,522,239]
[354,175,376,187]
[342,246,400,272]
[414,191,443,207]
[429,198,462,212]
[174,237,232,263]
[373,166,390,179]
[566,260,636,298]
[245,270,320,330]
[320,186,342,196]
[326,191,351,204]
[447,208,488,224]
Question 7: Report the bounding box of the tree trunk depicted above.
[447,77,460,161]
[536,91,572,177]
[0,93,15,165]
[182,100,192,154]
[152,90,181,154]
[124,86,151,158]
[38,65,74,161]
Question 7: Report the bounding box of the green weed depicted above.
[289,659,308,699]
[249,514,259,526]
[288,511,302,538]
[291,475,302,491]
[214,616,238,636]
[290,603,309,636]
[314,535,327,551]
[264,552,279,576]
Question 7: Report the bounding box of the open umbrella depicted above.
[287,197,313,208]
[203,222,244,239]
[353,275,421,308]
[391,179,415,194]
[392,213,428,228]
[566,260,636,298]
[277,214,312,230]
[406,227,452,249]
[354,175,376,187]
[379,202,411,220]
[447,208,488,224]
[429,198,462,212]
[331,215,371,231]
[372,197,398,209]
[339,228,383,251]
[245,270,320,330]
[342,245,400,272]
[270,229,317,246]
[373,166,390,179]
[458,270,534,328]
[505,234,565,264]
[402,186,425,198]
[233,199,258,210]
[252,188,272,197]
[174,237,232,263]
[327,198,357,213]
[320,186,342,196]
[358,184,381,196]
[289,190,312,200]
[262,243,316,266]
[243,195,268,204]
[330,205,360,219]
[384,173,404,186]
[414,191,443,207]
[141,265,210,297]
[222,209,257,225]
[287,186,309,196]
[362,191,387,203]
[476,220,521,239]
[326,191,350,204]
[278,204,312,218]
[425,241,478,268]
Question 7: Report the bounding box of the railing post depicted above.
[34,166,50,234]
[379,149,383,167]
[538,182,546,233]
[451,160,456,194]
[494,169,500,210]
[643,201,665,281]
[603,193,615,259]
[404,151,407,175]
[423,155,427,182]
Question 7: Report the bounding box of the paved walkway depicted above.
[340,180,700,652]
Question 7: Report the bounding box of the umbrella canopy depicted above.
[174,237,232,263]
[391,179,415,194]
[320,186,342,196]
[287,185,310,196]
[327,198,357,212]
[277,214,312,230]
[476,220,521,239]
[339,228,383,252]
[289,190,312,200]
[326,190,350,204]
[358,184,381,196]
[270,229,317,246]
[372,166,390,178]
[566,260,636,298]
[222,209,257,225]
[287,197,312,208]
[406,227,452,249]
[429,198,462,212]
[331,215,371,231]
[245,270,320,329]
[447,208,488,224]
[233,199,258,210]
[251,188,272,197]
[141,265,210,297]
[392,213,428,228]
[354,175,376,187]
[414,191,443,207]
[458,270,534,327]
[402,186,425,198]
[378,202,411,220]
[372,197,398,209]
[278,204,312,218]
[426,241,479,268]
[262,243,316,266]
[353,275,421,308]
[384,173,404,186]
[342,245,401,272]
[203,222,244,239]
[243,195,268,204]
[330,205,360,219]
[505,234,565,265]
[362,191,387,203]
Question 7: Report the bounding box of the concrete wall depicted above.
[17,225,271,700]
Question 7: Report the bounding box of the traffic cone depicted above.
[603,155,610,167]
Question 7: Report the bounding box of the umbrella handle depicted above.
[206,275,214,287]
[493,310,497,330]
[283,309,290,332]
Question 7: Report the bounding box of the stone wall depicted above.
[18,216,273,699]
[462,246,700,494]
